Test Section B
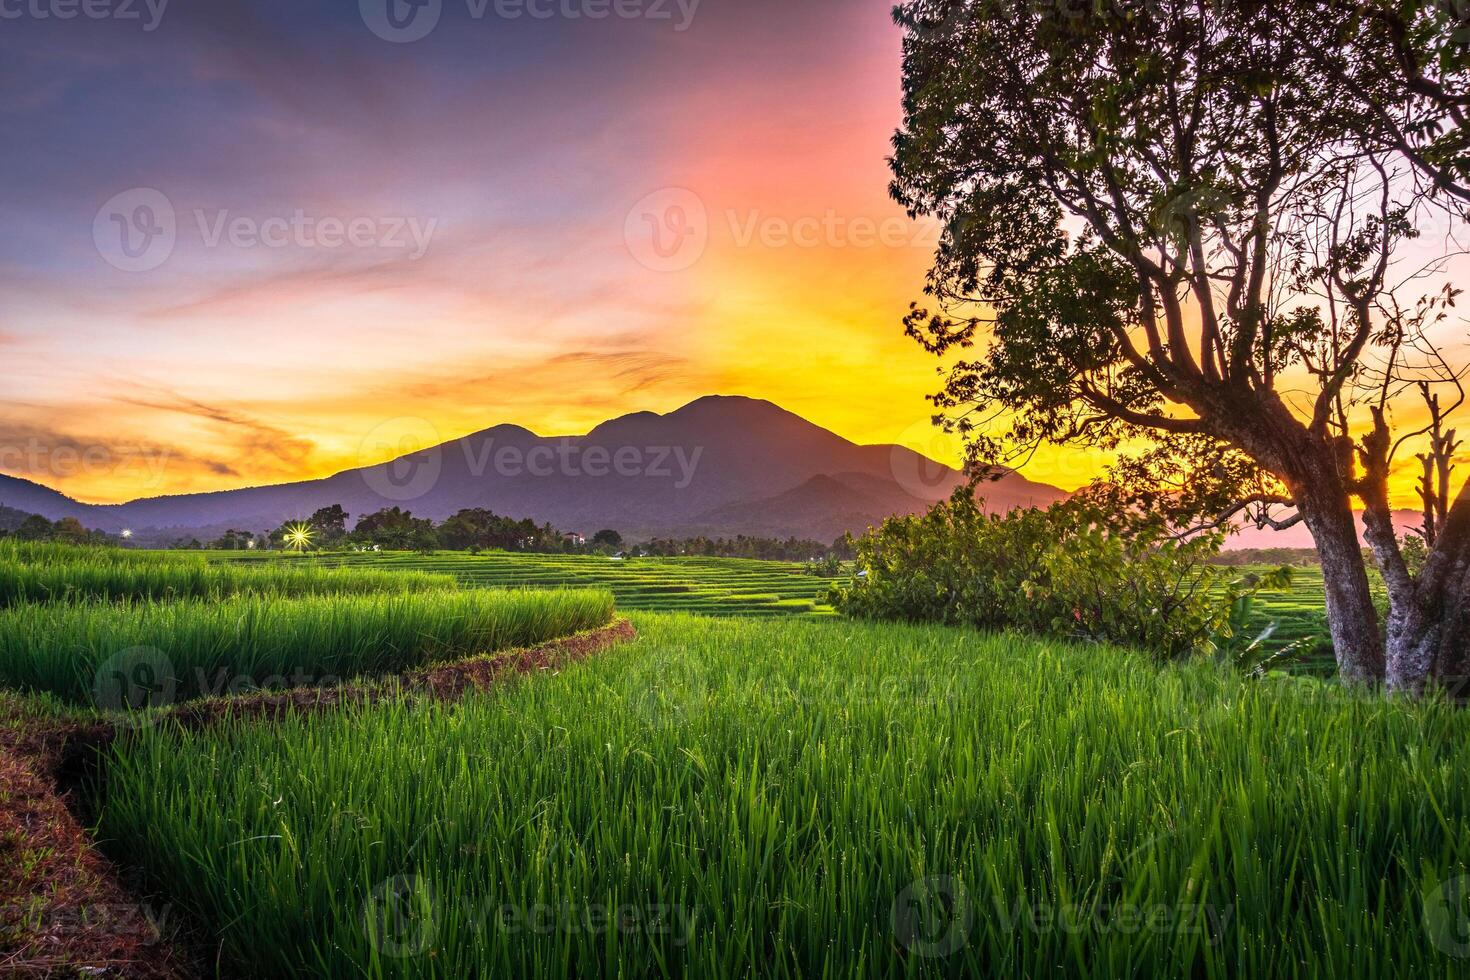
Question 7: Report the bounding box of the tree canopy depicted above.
[891,0,1470,691]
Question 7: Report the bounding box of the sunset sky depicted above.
[0,0,1459,506]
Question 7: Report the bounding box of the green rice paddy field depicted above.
[7,545,1451,980]
[1233,565,1336,669]
[210,550,846,618]
[0,587,614,707]
[93,614,1470,978]
[209,550,1338,669]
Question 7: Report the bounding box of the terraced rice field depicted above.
[0,588,614,708]
[210,551,1340,669]
[211,551,846,618]
[2,547,1458,979]
[1235,565,1334,663]
[0,540,457,607]
[1212,565,1338,673]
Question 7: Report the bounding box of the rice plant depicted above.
[0,541,193,564]
[0,588,614,708]
[0,542,458,606]
[94,613,1470,979]
[210,548,845,617]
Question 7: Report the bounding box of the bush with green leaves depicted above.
[831,490,1285,660]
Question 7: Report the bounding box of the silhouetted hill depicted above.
[0,396,1068,543]
[0,474,99,522]
[692,470,1065,543]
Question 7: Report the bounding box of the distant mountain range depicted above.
[0,396,1067,544]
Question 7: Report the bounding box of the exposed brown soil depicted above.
[0,617,636,978]
[0,701,186,979]
[163,616,635,730]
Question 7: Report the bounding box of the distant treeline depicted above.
[0,507,113,546]
[190,505,578,555]
[638,535,853,562]
[182,505,854,562]
[3,499,852,563]
[1209,548,1320,567]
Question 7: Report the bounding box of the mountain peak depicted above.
[668,394,802,422]
[675,393,782,411]
[462,422,538,442]
[6,395,1069,542]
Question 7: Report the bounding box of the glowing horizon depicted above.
[1,0,1462,510]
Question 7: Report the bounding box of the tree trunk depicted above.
[1364,477,1470,695]
[1395,519,1470,698]
[1380,574,1470,696]
[1360,493,1425,694]
[1431,591,1470,698]
[1428,489,1470,695]
[1299,493,1386,684]
[1385,610,1442,695]
[1222,402,1386,685]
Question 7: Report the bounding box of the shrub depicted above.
[831,490,1278,660]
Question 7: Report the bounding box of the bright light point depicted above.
[120,529,133,539]
[283,523,315,553]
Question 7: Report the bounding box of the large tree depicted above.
[890,0,1470,692]
[307,504,350,546]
